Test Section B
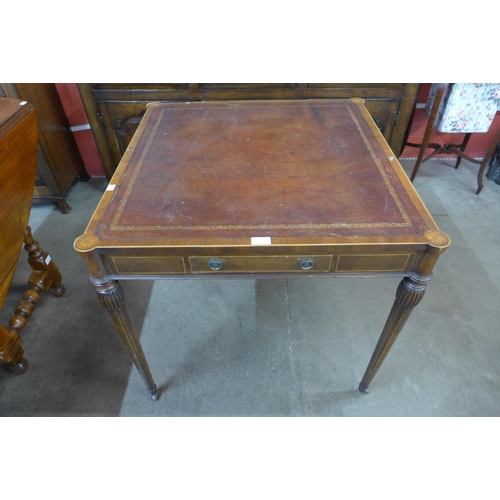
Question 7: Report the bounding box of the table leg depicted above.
[2,227,66,374]
[92,278,159,401]
[476,126,500,195]
[0,324,28,374]
[358,272,432,393]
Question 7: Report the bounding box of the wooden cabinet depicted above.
[0,83,87,213]
[0,96,67,372]
[78,83,420,180]
[0,98,38,309]
[0,97,37,371]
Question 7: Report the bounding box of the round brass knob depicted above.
[208,258,224,271]
[299,258,314,270]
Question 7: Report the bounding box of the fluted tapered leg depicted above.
[359,272,432,393]
[93,278,159,401]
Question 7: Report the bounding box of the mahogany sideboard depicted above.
[0,99,37,314]
[78,83,420,180]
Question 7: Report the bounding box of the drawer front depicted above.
[336,254,412,273]
[108,256,186,275]
[189,255,333,274]
[104,253,416,276]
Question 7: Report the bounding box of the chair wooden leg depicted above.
[476,127,500,194]
[455,133,471,169]
[486,143,500,183]
[410,84,448,182]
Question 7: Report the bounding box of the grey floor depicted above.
[1,158,499,417]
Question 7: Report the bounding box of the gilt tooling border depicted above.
[106,102,412,233]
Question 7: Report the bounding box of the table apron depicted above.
[104,271,413,280]
[100,252,420,277]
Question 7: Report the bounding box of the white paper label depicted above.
[251,237,272,245]
[70,124,91,132]
[106,184,116,191]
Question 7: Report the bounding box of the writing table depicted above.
[74,99,450,401]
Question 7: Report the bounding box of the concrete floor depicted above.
[1,158,499,416]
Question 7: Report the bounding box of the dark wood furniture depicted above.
[78,83,420,180]
[1,83,88,212]
[486,142,500,184]
[0,97,65,373]
[407,83,500,194]
[75,99,450,402]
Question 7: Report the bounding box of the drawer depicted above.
[335,254,412,273]
[189,255,333,274]
[108,256,186,275]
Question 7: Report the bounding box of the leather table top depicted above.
[79,99,444,250]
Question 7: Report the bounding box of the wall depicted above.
[54,84,105,177]
[54,83,499,175]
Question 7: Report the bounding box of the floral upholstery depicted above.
[425,83,500,133]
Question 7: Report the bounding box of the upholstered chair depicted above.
[408,83,500,194]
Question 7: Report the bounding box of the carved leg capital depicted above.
[94,278,126,311]
[395,272,433,308]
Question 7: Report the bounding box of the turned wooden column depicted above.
[8,227,65,331]
[476,127,500,194]
[91,277,159,401]
[1,227,66,374]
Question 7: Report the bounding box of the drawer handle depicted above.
[299,258,314,270]
[208,258,224,271]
